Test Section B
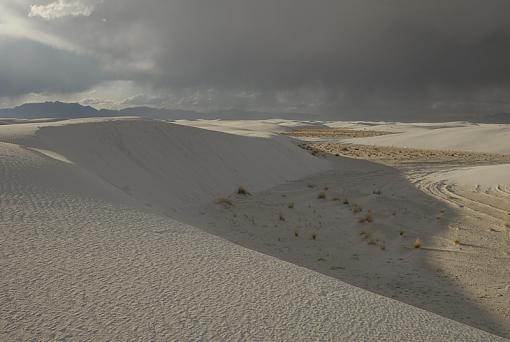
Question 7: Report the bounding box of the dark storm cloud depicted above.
[0,38,106,97]
[4,0,510,118]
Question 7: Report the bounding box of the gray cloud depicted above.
[3,0,510,119]
[0,38,106,97]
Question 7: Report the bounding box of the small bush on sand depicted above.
[351,204,362,213]
[294,231,299,237]
[343,199,349,205]
[318,192,326,199]
[237,186,251,195]
[359,211,373,223]
[359,231,370,240]
[312,233,317,240]
[453,239,460,245]
[217,197,233,207]
[288,202,295,209]
[414,238,422,249]
[279,213,286,221]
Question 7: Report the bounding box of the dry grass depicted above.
[360,231,385,250]
[351,204,362,213]
[317,191,327,199]
[217,197,233,207]
[453,239,460,245]
[288,202,295,209]
[359,211,373,223]
[286,127,394,138]
[414,238,422,249]
[307,142,510,164]
[237,186,251,195]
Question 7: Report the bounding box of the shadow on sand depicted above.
[186,156,507,338]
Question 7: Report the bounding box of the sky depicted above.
[1,0,510,120]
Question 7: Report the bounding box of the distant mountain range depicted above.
[0,101,312,121]
[2,101,509,123]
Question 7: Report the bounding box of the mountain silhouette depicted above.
[0,101,312,120]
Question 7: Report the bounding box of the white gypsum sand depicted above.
[343,121,510,155]
[0,118,507,340]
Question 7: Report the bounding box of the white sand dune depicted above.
[344,122,510,155]
[0,118,328,213]
[437,164,510,189]
[0,118,506,340]
[173,118,327,137]
[339,121,510,192]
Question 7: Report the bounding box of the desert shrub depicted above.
[217,197,233,207]
[351,204,362,213]
[237,186,250,195]
[359,211,373,223]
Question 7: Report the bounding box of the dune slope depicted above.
[0,118,505,340]
[346,123,510,155]
[1,118,329,214]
